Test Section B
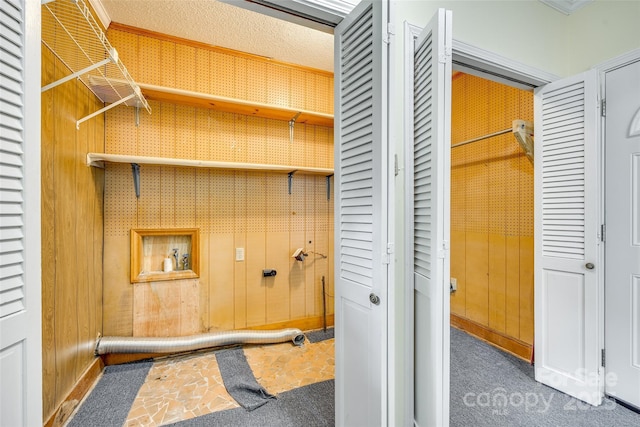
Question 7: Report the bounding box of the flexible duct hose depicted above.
[95,328,305,355]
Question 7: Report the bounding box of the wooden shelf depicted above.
[87,153,334,175]
[136,81,334,127]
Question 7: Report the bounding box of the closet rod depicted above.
[451,128,510,149]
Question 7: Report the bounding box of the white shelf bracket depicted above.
[41,57,112,93]
[76,93,136,129]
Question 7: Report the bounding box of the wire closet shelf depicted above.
[41,0,151,128]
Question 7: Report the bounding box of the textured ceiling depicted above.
[99,0,335,71]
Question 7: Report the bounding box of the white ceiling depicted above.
[98,0,337,72]
[96,0,593,74]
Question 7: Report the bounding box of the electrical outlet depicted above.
[235,247,244,261]
[450,277,457,293]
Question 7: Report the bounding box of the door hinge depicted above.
[600,224,606,242]
[601,349,606,367]
[383,23,395,45]
[601,99,606,117]
[387,23,395,36]
[382,243,393,265]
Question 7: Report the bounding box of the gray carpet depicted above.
[306,327,334,343]
[450,327,640,426]
[166,379,335,427]
[67,360,152,427]
[215,347,276,411]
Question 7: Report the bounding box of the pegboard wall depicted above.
[451,73,533,237]
[102,26,334,335]
[450,72,534,348]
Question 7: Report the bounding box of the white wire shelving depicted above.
[41,0,151,128]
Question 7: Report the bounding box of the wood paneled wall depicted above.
[450,73,534,353]
[41,47,105,422]
[102,27,334,337]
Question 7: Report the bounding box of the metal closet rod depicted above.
[451,128,511,149]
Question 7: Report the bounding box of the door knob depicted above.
[369,293,380,305]
[585,263,595,270]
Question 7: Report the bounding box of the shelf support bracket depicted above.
[326,174,333,200]
[135,106,140,127]
[76,92,136,129]
[41,57,112,93]
[131,163,140,198]
[289,112,302,143]
[288,171,297,195]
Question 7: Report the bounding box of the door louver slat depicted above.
[0,0,25,318]
[540,81,586,259]
[338,5,374,287]
[414,33,435,278]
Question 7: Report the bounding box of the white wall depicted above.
[566,0,640,74]
[388,1,640,425]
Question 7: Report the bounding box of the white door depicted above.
[334,0,389,425]
[534,70,603,405]
[408,9,452,427]
[604,59,640,409]
[0,0,42,426]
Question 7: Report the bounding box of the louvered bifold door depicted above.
[1,0,42,425]
[534,71,603,405]
[334,0,388,425]
[410,9,451,427]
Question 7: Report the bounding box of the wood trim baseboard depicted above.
[102,315,335,366]
[44,357,104,427]
[107,22,334,78]
[451,314,533,362]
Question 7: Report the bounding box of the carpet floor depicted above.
[66,327,640,426]
[450,327,640,426]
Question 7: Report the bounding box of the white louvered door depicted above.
[0,0,42,425]
[410,9,451,427]
[534,71,602,405]
[334,0,389,425]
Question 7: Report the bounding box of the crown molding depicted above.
[538,0,593,15]
[87,0,111,30]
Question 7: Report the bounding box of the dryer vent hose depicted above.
[95,328,305,355]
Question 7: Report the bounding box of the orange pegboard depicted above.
[160,41,176,88]
[138,35,161,85]
[195,48,210,95]
[265,173,290,232]
[175,167,196,228]
[175,44,196,92]
[245,172,266,233]
[245,116,267,165]
[267,65,290,108]
[211,51,235,98]
[246,60,267,105]
[195,169,211,232]
[195,108,211,161]
[174,104,196,160]
[290,68,306,111]
[160,103,176,158]
[451,73,533,238]
[266,118,289,167]
[104,163,137,237]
